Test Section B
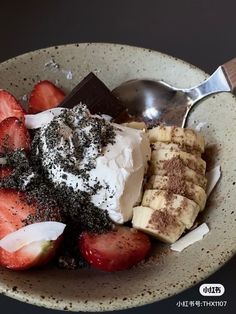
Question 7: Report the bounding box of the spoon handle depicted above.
[221,58,236,93]
[183,59,236,127]
[186,67,230,104]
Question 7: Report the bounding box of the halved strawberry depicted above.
[0,117,31,153]
[0,237,62,270]
[0,189,36,239]
[0,189,62,270]
[0,167,13,179]
[29,80,65,113]
[0,90,25,123]
[79,226,151,272]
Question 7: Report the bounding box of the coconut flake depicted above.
[61,69,73,80]
[0,221,66,253]
[21,94,28,107]
[206,165,221,197]
[25,107,66,129]
[170,223,209,252]
[101,114,112,121]
[0,157,7,165]
[195,122,207,132]
[44,59,60,72]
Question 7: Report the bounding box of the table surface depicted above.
[0,0,235,313]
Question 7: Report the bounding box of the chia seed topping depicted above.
[35,104,117,198]
[0,104,117,269]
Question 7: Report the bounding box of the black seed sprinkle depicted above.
[0,104,117,269]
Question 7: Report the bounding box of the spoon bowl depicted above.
[113,59,236,127]
[113,79,190,126]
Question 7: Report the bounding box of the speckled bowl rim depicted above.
[0,42,235,312]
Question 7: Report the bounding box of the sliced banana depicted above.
[146,175,207,210]
[142,189,200,229]
[148,125,205,153]
[151,149,206,176]
[122,121,147,131]
[151,141,201,157]
[131,125,207,245]
[149,163,207,189]
[132,206,185,244]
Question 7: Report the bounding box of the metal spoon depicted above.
[112,58,236,127]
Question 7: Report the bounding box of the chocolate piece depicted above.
[60,72,125,118]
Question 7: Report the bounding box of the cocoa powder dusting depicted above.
[152,141,201,157]
[181,196,188,212]
[167,175,187,196]
[162,156,185,176]
[186,158,204,175]
[151,190,162,201]
[170,126,176,141]
[164,190,174,203]
[172,206,183,216]
[148,210,177,234]
[202,144,220,171]
[152,158,206,189]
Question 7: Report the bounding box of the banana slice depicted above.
[132,206,185,243]
[151,149,206,176]
[149,163,207,189]
[142,189,200,229]
[146,175,207,210]
[151,141,201,157]
[122,121,147,131]
[148,126,205,153]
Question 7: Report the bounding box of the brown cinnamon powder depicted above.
[162,156,185,176]
[148,210,178,234]
[202,144,220,171]
[186,157,205,175]
[166,175,187,196]
[164,190,174,203]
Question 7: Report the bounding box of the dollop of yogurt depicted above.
[34,105,151,223]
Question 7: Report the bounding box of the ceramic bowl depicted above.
[0,43,235,312]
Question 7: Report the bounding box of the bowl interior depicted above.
[0,43,235,312]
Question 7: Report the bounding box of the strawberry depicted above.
[0,189,36,239]
[0,167,13,179]
[79,226,151,272]
[29,80,65,113]
[0,237,62,270]
[0,189,62,270]
[0,90,25,123]
[0,117,31,153]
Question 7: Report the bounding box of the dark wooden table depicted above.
[0,1,235,313]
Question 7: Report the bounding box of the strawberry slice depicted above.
[0,90,25,123]
[79,226,151,272]
[0,117,31,153]
[0,238,62,270]
[0,189,36,239]
[0,167,13,179]
[29,80,65,113]
[0,189,62,270]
